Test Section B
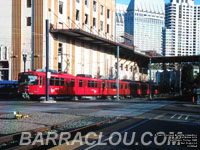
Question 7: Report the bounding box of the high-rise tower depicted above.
[164,0,200,56]
[125,0,165,55]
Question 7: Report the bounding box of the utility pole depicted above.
[115,0,119,100]
[179,68,182,96]
[149,58,152,100]
[46,19,50,102]
[31,0,34,71]
[61,47,63,72]
[116,46,119,100]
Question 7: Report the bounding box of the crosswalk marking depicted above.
[171,114,176,119]
[178,115,183,119]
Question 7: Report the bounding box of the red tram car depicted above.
[18,70,159,100]
[18,70,130,100]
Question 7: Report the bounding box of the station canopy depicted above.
[51,28,200,67]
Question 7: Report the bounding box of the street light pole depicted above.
[46,19,50,101]
[115,0,119,100]
[149,58,152,100]
[117,46,119,100]
[22,50,27,72]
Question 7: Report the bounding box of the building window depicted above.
[85,14,88,25]
[85,0,88,7]
[130,66,133,72]
[107,24,110,33]
[93,1,97,12]
[126,65,128,71]
[76,0,80,3]
[27,17,31,26]
[27,0,31,8]
[76,10,80,21]
[59,1,63,14]
[93,18,96,27]
[58,63,61,72]
[58,43,62,55]
[120,64,123,70]
[100,21,103,31]
[100,5,104,15]
[4,47,7,60]
[107,9,110,19]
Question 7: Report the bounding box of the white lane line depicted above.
[178,115,183,120]
[85,119,150,150]
[171,114,176,119]
[185,115,190,120]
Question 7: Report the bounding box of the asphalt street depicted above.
[0,99,199,149]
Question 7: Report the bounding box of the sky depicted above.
[116,0,200,5]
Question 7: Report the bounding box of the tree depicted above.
[181,64,194,94]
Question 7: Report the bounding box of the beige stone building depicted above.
[12,0,148,81]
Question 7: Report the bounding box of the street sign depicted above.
[47,72,51,79]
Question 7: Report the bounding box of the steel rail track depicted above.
[0,114,130,150]
[0,116,89,150]
[0,107,141,150]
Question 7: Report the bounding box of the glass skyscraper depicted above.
[125,0,165,55]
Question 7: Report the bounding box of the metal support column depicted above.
[31,0,34,71]
[61,48,63,72]
[179,68,182,96]
[116,46,119,100]
[22,51,27,72]
[23,59,26,72]
[46,19,50,101]
[149,58,152,100]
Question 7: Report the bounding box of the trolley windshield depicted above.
[19,75,38,85]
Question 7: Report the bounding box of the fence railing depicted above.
[51,17,134,49]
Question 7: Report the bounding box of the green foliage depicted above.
[181,64,194,92]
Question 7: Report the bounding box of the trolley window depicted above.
[61,78,64,86]
[43,77,45,85]
[40,76,42,85]
[106,82,109,88]
[105,82,108,88]
[19,75,38,85]
[50,77,55,86]
[102,82,105,88]
[66,79,69,86]
[55,78,60,86]
[94,81,97,88]
[88,80,91,87]
[125,84,128,89]
[92,81,95,87]
[71,79,75,87]
[121,84,123,89]
[79,80,83,87]
[111,83,113,89]
[111,83,116,89]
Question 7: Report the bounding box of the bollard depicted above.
[192,96,195,103]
